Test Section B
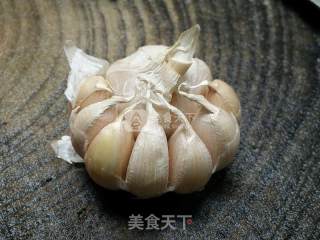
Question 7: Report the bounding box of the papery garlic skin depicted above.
[169,125,213,193]
[69,96,131,157]
[63,41,109,106]
[207,80,241,122]
[75,76,112,110]
[192,108,240,171]
[172,58,212,116]
[85,119,134,190]
[53,25,241,199]
[126,103,169,198]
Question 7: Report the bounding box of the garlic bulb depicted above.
[52,25,241,198]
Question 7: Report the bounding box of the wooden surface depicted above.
[1,0,320,239]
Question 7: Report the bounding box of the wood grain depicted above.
[0,0,319,239]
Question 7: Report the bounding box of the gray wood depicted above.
[0,0,319,239]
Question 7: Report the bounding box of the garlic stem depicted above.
[181,80,210,90]
[165,24,200,63]
[178,83,219,114]
[155,93,193,135]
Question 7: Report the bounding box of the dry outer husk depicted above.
[52,25,241,198]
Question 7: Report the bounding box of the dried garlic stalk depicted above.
[52,25,241,198]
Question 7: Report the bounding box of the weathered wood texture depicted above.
[0,0,319,239]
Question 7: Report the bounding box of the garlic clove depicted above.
[70,107,117,158]
[70,133,85,158]
[84,119,134,190]
[78,90,112,110]
[125,103,169,198]
[154,92,213,193]
[191,108,240,171]
[168,125,213,193]
[70,96,132,157]
[182,59,213,86]
[177,85,240,171]
[85,107,118,148]
[171,58,212,116]
[207,80,241,123]
[74,75,111,108]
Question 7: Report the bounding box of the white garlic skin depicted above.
[207,79,241,123]
[75,76,111,108]
[85,119,134,190]
[125,104,169,198]
[172,58,212,115]
[168,125,213,193]
[67,26,241,198]
[191,108,240,171]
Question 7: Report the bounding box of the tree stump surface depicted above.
[0,0,319,239]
